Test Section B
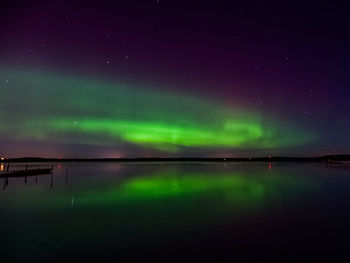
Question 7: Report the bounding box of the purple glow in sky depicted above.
[0,1,349,157]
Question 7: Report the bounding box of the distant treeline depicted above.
[2,155,350,163]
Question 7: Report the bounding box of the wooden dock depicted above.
[0,167,53,178]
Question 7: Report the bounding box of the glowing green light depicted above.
[81,174,265,204]
[0,68,316,153]
[64,168,315,207]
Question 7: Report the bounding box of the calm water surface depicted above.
[1,162,350,261]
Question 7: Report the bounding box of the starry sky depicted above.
[0,0,349,157]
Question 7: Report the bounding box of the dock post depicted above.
[50,174,53,188]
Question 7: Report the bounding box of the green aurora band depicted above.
[0,68,316,153]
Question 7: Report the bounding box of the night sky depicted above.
[1,1,349,157]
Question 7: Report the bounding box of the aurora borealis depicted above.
[1,1,349,157]
[0,68,313,155]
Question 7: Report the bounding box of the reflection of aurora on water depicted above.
[0,68,316,154]
[1,164,319,237]
[5,165,316,209]
[76,169,314,207]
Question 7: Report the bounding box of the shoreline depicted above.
[1,155,350,163]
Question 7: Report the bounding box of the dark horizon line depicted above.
[2,154,350,163]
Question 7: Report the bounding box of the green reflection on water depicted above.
[79,172,265,205]
[3,166,315,210]
[0,164,319,241]
[74,168,314,209]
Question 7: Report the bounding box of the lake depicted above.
[1,162,350,261]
